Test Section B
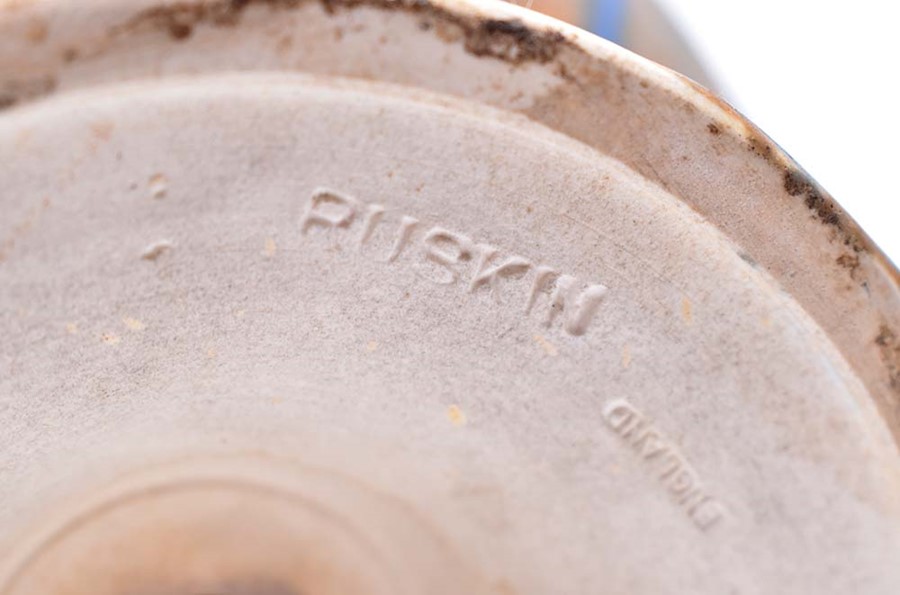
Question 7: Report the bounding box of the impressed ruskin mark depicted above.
[2,0,898,434]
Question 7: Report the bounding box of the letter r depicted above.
[301,187,359,234]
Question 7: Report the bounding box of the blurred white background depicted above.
[657,0,899,266]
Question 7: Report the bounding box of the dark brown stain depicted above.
[746,135,774,163]
[111,0,266,40]
[697,73,880,266]
[875,325,900,402]
[0,0,569,110]
[706,122,720,135]
[127,578,300,595]
[783,169,853,236]
[115,0,568,64]
[61,46,80,62]
[465,18,564,63]
[836,252,861,276]
[0,75,56,112]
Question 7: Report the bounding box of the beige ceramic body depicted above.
[0,1,898,594]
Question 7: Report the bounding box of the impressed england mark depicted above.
[603,399,725,531]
